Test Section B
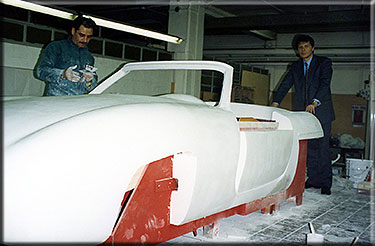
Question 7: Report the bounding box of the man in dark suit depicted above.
[271,34,335,195]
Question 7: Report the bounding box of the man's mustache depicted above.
[79,42,88,45]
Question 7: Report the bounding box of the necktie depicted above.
[304,62,308,79]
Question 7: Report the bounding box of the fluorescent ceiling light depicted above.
[83,15,183,44]
[1,0,183,44]
[2,0,74,20]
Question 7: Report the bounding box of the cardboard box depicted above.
[241,70,270,105]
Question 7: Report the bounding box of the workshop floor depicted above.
[164,176,374,245]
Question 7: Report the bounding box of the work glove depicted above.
[79,72,95,88]
[79,65,97,88]
[62,65,81,82]
[80,72,94,82]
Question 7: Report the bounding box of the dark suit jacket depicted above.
[273,55,335,124]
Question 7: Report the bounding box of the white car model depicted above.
[3,61,322,243]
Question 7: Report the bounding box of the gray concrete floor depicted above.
[164,176,374,245]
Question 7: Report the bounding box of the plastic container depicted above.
[346,158,373,188]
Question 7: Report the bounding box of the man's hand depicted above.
[305,101,318,114]
[79,71,95,88]
[62,65,80,82]
[81,72,94,82]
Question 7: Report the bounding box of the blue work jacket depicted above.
[37,38,98,96]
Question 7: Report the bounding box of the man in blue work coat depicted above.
[37,16,98,96]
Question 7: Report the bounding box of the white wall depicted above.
[3,42,45,96]
[2,41,173,97]
[330,65,370,94]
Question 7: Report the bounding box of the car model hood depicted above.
[3,92,239,243]
[3,94,206,148]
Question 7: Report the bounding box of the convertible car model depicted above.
[3,61,323,243]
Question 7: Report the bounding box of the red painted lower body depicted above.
[103,140,307,244]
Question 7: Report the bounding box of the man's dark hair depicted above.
[72,16,96,30]
[292,34,315,49]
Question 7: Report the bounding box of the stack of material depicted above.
[238,117,279,131]
[357,181,374,195]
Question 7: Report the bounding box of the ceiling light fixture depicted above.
[2,0,74,20]
[2,0,183,44]
[83,15,183,44]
